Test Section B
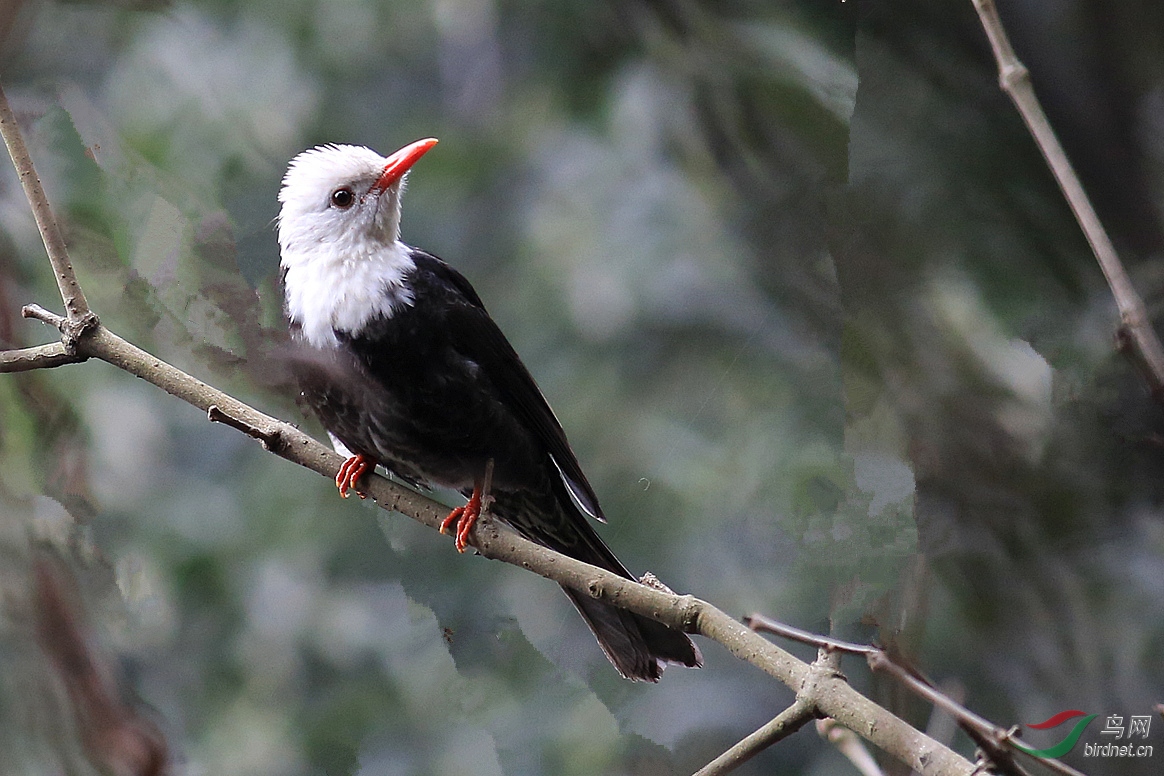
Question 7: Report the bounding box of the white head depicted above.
[277,139,438,258]
[277,139,439,347]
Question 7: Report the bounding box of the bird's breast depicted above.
[282,242,417,349]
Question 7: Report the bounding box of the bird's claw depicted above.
[336,454,371,499]
[440,487,483,553]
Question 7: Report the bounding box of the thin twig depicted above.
[868,652,1001,738]
[0,84,95,327]
[912,680,967,776]
[22,302,67,329]
[480,456,496,515]
[693,648,850,776]
[0,341,85,372]
[818,718,885,776]
[745,613,879,655]
[867,652,1029,776]
[207,404,284,451]
[970,0,1164,398]
[693,698,815,776]
[745,615,1083,776]
[21,300,91,353]
[867,651,1088,776]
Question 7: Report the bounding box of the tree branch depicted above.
[747,611,1089,776]
[2,79,978,776]
[745,613,878,655]
[970,0,1164,398]
[0,84,96,328]
[57,330,979,775]
[866,652,1033,776]
[693,697,815,776]
[867,652,1090,776]
[818,718,885,776]
[0,341,85,372]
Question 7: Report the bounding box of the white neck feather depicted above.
[282,238,416,348]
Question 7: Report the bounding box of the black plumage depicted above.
[290,248,702,680]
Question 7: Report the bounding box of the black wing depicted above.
[412,250,606,522]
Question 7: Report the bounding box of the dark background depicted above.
[1,0,1162,774]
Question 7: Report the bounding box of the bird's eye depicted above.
[330,187,355,209]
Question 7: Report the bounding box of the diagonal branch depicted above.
[0,79,978,776]
[970,0,1164,398]
[0,83,96,330]
[867,652,1087,776]
[24,327,979,776]
[693,697,815,776]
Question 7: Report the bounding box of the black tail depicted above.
[491,484,702,682]
[561,586,701,681]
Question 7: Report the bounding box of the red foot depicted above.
[440,485,483,553]
[336,454,372,499]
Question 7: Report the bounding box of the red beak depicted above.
[371,137,439,193]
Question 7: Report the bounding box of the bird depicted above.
[275,139,702,681]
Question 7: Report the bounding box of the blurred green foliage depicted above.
[1,0,1163,774]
